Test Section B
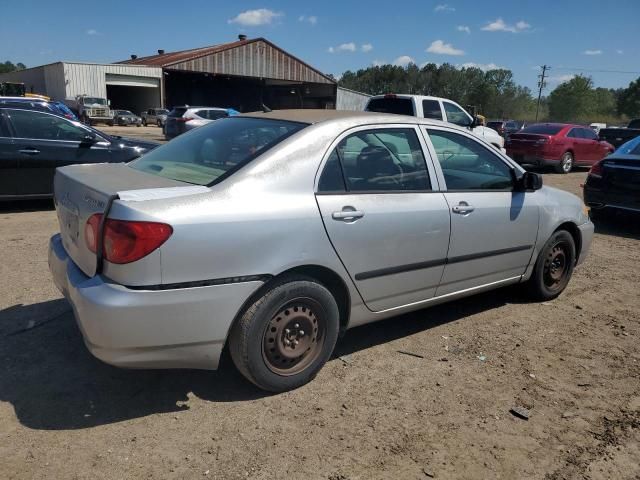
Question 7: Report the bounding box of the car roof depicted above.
[368,94,457,103]
[241,109,431,125]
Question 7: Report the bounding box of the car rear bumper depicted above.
[48,234,264,370]
[507,151,559,166]
[576,221,594,267]
[584,185,640,213]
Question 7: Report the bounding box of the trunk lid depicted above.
[54,163,190,277]
[601,156,640,209]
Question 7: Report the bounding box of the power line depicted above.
[552,67,640,75]
[535,65,549,122]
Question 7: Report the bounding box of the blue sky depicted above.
[3,0,639,93]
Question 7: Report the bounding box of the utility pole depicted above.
[535,65,549,122]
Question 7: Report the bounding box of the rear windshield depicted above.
[521,124,564,135]
[628,119,640,129]
[129,117,306,185]
[168,107,188,117]
[366,97,415,116]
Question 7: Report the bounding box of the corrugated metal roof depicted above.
[120,38,335,85]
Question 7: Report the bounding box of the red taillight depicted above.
[84,214,172,264]
[588,160,604,178]
[85,213,102,253]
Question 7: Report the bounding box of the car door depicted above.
[0,111,21,197]
[579,127,604,163]
[5,109,111,196]
[423,127,539,296]
[315,125,451,312]
[566,128,586,163]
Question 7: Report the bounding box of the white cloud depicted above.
[457,25,471,34]
[372,59,386,67]
[434,4,455,12]
[616,49,624,55]
[481,18,531,33]
[361,43,373,53]
[393,55,415,67]
[459,62,502,71]
[298,15,317,25]
[86,29,100,35]
[548,74,575,84]
[583,49,602,55]
[228,9,282,26]
[426,40,465,56]
[328,42,357,53]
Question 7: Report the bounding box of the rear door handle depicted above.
[19,148,40,155]
[452,202,475,214]
[332,208,365,221]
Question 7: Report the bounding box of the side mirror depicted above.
[81,132,98,145]
[521,171,543,191]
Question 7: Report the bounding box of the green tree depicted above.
[0,61,26,74]
[617,77,640,118]
[547,75,595,122]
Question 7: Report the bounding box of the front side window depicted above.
[8,109,88,141]
[318,128,430,192]
[443,102,472,127]
[427,129,513,190]
[130,117,306,185]
[422,100,442,120]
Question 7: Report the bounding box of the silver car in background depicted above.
[164,106,234,139]
[48,110,593,392]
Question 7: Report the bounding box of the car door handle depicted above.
[332,208,365,221]
[19,148,40,155]
[452,202,475,214]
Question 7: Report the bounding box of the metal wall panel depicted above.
[336,87,371,111]
[62,63,162,99]
[167,40,333,84]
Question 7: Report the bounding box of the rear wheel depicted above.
[229,275,340,392]
[556,151,573,174]
[526,230,576,301]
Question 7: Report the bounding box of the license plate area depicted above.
[58,200,80,245]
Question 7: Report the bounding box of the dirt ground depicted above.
[0,161,638,479]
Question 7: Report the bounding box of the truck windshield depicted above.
[366,97,415,116]
[84,97,107,105]
[129,117,307,186]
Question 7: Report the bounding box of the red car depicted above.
[506,123,614,174]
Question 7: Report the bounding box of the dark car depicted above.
[487,120,521,138]
[598,119,640,149]
[0,97,78,120]
[113,109,142,127]
[506,123,614,174]
[584,135,640,219]
[0,107,158,199]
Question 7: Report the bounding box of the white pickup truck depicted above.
[365,94,505,152]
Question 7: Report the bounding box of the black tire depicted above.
[556,151,573,174]
[229,275,340,392]
[526,230,576,301]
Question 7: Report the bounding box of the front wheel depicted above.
[526,230,576,301]
[229,275,340,392]
[556,151,573,174]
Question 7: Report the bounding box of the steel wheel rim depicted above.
[562,154,572,172]
[261,297,325,376]
[543,241,570,290]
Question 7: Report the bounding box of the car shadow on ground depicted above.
[592,212,640,241]
[0,287,521,431]
[0,199,54,213]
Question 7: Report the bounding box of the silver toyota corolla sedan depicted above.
[48,110,594,392]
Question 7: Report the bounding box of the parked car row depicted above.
[164,106,239,139]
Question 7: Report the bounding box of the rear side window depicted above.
[130,117,306,186]
[366,98,415,116]
[567,128,579,138]
[318,128,430,193]
[521,124,563,135]
[422,100,442,120]
[195,109,229,120]
[580,128,598,140]
[169,107,188,117]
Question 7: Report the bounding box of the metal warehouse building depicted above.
[0,36,339,113]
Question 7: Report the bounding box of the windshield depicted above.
[520,124,564,135]
[129,117,307,185]
[615,136,640,155]
[83,97,107,105]
[366,97,415,116]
